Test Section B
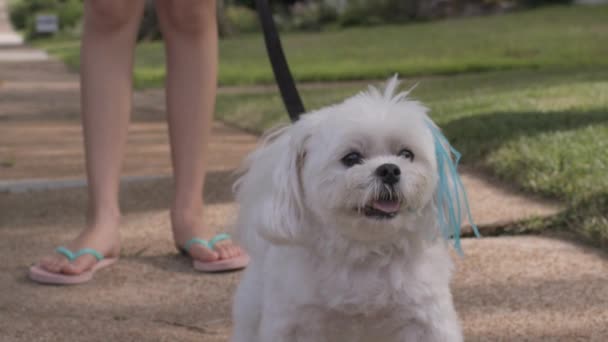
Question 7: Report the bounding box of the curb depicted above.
[0,174,170,193]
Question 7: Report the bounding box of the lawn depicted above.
[214,67,608,247]
[32,4,608,246]
[34,5,608,87]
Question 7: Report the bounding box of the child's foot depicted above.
[171,210,245,263]
[38,214,121,275]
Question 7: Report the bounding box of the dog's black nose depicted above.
[376,163,400,185]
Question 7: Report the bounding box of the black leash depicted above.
[255,0,305,122]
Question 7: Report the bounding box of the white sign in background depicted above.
[35,14,59,34]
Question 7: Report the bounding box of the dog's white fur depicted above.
[231,77,463,342]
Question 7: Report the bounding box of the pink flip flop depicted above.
[180,234,249,272]
[28,247,118,285]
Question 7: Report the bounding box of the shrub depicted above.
[8,0,83,39]
[137,0,162,41]
[335,0,574,27]
[225,5,260,34]
[57,0,83,30]
[288,2,322,30]
[318,2,339,24]
[8,0,28,30]
[520,0,572,6]
[338,0,418,27]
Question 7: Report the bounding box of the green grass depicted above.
[33,5,608,87]
[214,67,608,248]
[31,5,608,246]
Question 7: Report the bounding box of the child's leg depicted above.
[155,0,244,261]
[39,0,145,275]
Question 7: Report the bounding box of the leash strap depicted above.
[255,0,305,122]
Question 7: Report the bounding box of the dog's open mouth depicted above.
[361,198,401,219]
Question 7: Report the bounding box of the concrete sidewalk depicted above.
[0,56,561,228]
[1,44,607,341]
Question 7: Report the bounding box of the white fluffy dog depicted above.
[231,77,475,342]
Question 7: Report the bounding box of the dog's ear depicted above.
[261,125,310,244]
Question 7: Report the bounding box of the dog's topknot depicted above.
[362,74,417,105]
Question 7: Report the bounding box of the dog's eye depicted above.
[341,151,363,167]
[399,148,415,161]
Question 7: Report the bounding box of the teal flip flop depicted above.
[179,233,249,272]
[29,247,118,285]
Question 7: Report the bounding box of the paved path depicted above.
[0,56,561,228]
[1,41,607,341]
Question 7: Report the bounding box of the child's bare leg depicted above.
[155,0,243,261]
[39,0,145,275]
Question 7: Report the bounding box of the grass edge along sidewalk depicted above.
[31,5,608,88]
[213,67,608,249]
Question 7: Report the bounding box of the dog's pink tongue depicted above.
[372,200,400,213]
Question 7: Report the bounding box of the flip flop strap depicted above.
[209,233,231,249]
[183,238,210,252]
[183,234,232,252]
[55,247,104,262]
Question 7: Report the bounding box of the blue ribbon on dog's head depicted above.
[426,121,481,254]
